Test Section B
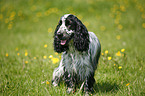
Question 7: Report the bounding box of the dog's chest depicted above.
[62,50,92,80]
[63,51,83,72]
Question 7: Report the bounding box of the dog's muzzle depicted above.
[57,33,68,45]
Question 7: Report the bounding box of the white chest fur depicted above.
[62,41,93,81]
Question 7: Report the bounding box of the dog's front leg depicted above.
[52,59,64,86]
[64,72,75,94]
[83,73,95,93]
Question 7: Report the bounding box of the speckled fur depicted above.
[52,14,101,93]
[63,32,100,80]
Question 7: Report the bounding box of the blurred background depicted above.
[0,0,145,53]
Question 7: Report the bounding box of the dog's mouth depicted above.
[61,40,67,45]
[59,33,74,46]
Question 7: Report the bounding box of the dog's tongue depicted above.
[61,40,67,45]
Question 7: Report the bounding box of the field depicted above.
[0,0,145,95]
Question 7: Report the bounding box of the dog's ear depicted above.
[53,23,68,53]
[73,17,90,52]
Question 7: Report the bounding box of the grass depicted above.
[0,0,145,95]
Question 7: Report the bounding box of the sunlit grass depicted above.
[0,0,145,95]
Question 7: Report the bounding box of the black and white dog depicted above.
[52,14,101,93]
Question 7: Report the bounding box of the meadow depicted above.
[0,0,145,95]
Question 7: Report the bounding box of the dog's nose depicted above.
[57,33,63,39]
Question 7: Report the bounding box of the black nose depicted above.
[57,33,63,39]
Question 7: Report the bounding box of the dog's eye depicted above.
[65,20,71,26]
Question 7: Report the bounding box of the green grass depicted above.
[0,0,145,95]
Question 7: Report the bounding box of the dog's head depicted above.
[54,14,90,53]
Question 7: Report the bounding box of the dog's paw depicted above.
[51,79,58,86]
[84,91,93,96]
[66,88,74,94]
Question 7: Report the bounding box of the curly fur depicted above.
[73,16,90,52]
[52,14,101,93]
[54,23,69,53]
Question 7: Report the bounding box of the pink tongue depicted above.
[61,40,67,45]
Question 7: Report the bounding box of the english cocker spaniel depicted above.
[52,14,101,94]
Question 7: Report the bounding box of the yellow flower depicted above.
[105,50,108,54]
[114,19,119,24]
[141,14,145,19]
[114,64,116,66]
[118,24,123,30]
[101,53,104,56]
[48,28,53,33]
[116,14,121,20]
[9,11,16,21]
[51,58,59,64]
[55,52,58,55]
[25,61,28,64]
[139,6,144,12]
[10,11,16,18]
[120,5,126,12]
[126,83,130,86]
[5,18,9,23]
[43,56,47,59]
[46,81,50,84]
[116,35,120,40]
[33,18,39,22]
[17,53,20,56]
[44,44,47,48]
[15,47,18,51]
[108,57,112,60]
[49,7,58,13]
[0,14,3,20]
[25,52,28,56]
[49,55,53,59]
[100,26,106,31]
[121,49,125,52]
[118,66,122,69]
[44,10,50,16]
[44,7,59,16]
[8,23,12,29]
[36,12,42,17]
[34,57,36,59]
[18,11,22,17]
[116,51,121,56]
[142,23,145,28]
[111,5,118,13]
[6,53,8,57]
[31,5,36,11]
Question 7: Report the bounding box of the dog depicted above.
[52,14,101,94]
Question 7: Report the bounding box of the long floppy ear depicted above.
[53,24,68,53]
[73,17,90,52]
